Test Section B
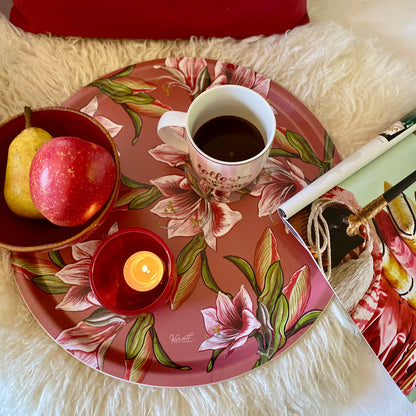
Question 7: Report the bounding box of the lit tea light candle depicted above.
[123,251,165,292]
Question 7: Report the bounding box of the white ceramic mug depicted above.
[157,84,276,192]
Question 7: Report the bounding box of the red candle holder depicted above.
[89,228,177,315]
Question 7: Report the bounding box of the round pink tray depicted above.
[11,58,338,387]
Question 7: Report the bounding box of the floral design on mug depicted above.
[195,163,253,192]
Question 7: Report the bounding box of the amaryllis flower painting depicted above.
[54,240,102,311]
[54,222,119,311]
[148,143,187,168]
[81,96,123,139]
[199,286,261,353]
[151,174,242,250]
[200,227,321,370]
[147,140,244,250]
[210,61,271,98]
[154,57,210,99]
[154,57,273,103]
[251,158,308,217]
[56,308,130,370]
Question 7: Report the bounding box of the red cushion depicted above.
[9,0,309,39]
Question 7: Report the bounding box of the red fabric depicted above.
[9,0,309,39]
[359,275,416,395]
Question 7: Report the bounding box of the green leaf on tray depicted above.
[113,92,155,106]
[31,274,70,294]
[176,233,207,276]
[121,174,152,189]
[320,130,336,175]
[207,348,224,372]
[122,104,143,145]
[125,313,154,361]
[224,255,258,295]
[89,78,133,97]
[285,309,321,338]
[268,148,299,158]
[110,64,135,79]
[49,250,65,268]
[285,130,322,166]
[258,261,283,309]
[150,327,191,370]
[11,255,59,276]
[128,186,162,209]
[201,251,230,297]
[270,293,289,353]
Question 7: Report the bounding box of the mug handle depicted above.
[157,111,189,153]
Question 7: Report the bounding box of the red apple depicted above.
[29,136,116,227]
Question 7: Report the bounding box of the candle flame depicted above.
[123,251,165,292]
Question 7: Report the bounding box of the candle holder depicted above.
[89,228,177,315]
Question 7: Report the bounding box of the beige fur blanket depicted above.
[1,14,416,416]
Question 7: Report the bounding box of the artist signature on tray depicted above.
[169,332,194,344]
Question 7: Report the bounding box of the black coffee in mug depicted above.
[193,115,265,162]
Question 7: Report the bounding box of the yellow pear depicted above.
[4,107,53,218]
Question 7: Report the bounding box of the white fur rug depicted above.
[1,14,416,416]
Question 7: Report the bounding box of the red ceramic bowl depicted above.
[89,228,177,315]
[0,107,120,252]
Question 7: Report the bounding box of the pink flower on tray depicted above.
[55,223,119,311]
[148,143,187,168]
[56,308,130,370]
[199,286,261,353]
[210,61,271,98]
[81,96,123,138]
[150,174,242,250]
[154,57,209,97]
[55,240,102,311]
[251,158,308,217]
